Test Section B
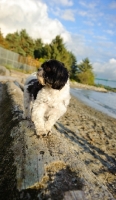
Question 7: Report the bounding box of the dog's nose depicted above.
[37,68,43,76]
[38,67,42,71]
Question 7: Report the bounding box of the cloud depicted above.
[52,8,75,21]
[104,29,115,35]
[66,33,109,62]
[93,58,116,79]
[93,35,107,40]
[66,33,116,80]
[79,0,98,9]
[48,0,73,6]
[77,6,104,24]
[78,10,88,16]
[62,9,75,21]
[0,0,116,81]
[109,58,116,64]
[68,39,116,83]
[110,1,116,9]
[66,34,96,61]
[83,20,94,26]
[0,0,71,43]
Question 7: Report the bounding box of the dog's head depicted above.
[37,59,69,90]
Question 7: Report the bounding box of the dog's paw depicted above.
[22,115,31,121]
[36,130,51,137]
[26,117,31,121]
[41,131,52,137]
[35,130,46,137]
[47,130,52,136]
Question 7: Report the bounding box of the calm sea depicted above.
[70,88,116,119]
[95,79,116,88]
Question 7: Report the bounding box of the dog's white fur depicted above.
[23,73,70,136]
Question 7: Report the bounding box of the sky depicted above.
[0,0,116,80]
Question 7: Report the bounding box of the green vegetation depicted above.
[95,84,116,92]
[104,86,116,92]
[5,29,35,56]
[0,28,96,85]
[4,64,32,74]
[76,58,95,85]
[4,64,13,70]
[34,35,75,71]
[0,29,9,49]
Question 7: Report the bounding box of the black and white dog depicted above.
[23,59,70,136]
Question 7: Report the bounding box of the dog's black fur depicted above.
[40,59,69,90]
[27,79,44,100]
[23,59,70,136]
[26,59,69,101]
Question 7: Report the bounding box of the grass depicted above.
[4,64,35,74]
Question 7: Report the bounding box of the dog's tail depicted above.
[24,72,37,86]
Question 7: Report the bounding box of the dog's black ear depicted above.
[41,59,69,90]
[45,66,51,72]
[52,67,69,90]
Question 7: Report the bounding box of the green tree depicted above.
[35,38,43,49]
[41,35,75,71]
[5,31,26,55]
[77,58,93,72]
[34,38,44,58]
[69,52,78,80]
[42,44,52,59]
[0,29,9,49]
[19,29,34,56]
[50,35,71,69]
[4,30,79,77]
[76,58,95,85]
[6,29,35,56]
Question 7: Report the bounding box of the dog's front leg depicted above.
[44,106,67,134]
[31,103,47,136]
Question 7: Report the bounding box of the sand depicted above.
[0,68,116,198]
[58,95,116,198]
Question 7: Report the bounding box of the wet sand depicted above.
[58,95,116,198]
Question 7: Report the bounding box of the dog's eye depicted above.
[46,67,51,72]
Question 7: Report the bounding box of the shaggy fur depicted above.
[23,59,70,136]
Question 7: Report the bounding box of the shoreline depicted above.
[59,95,116,198]
[70,88,116,120]
[70,81,108,92]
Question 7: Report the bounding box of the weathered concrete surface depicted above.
[0,81,115,200]
[0,65,10,76]
[0,66,28,84]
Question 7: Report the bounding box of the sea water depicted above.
[70,88,116,119]
[95,79,116,88]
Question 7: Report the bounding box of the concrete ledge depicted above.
[0,65,10,76]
